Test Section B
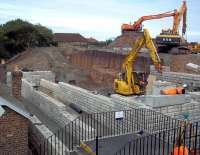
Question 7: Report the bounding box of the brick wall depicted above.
[0,107,28,155]
[12,71,23,98]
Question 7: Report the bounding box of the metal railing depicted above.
[114,121,200,155]
[32,108,180,155]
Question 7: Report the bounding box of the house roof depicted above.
[54,33,88,43]
[0,97,31,119]
[86,37,98,43]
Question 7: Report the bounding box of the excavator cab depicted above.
[114,71,148,95]
[114,29,161,96]
[114,73,142,95]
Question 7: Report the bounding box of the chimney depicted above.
[12,65,23,98]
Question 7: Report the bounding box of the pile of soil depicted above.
[109,31,143,48]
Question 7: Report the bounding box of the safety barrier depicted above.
[31,108,180,155]
[114,121,200,155]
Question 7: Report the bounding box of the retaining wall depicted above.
[22,79,95,143]
[39,79,146,113]
[155,100,200,122]
[29,115,70,155]
[151,70,200,89]
[22,79,76,127]
[7,71,55,87]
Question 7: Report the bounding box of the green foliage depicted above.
[105,38,113,46]
[0,19,56,59]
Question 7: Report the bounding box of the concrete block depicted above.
[29,115,70,154]
[58,82,116,113]
[186,63,200,73]
[22,71,55,85]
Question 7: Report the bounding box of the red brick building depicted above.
[0,97,30,155]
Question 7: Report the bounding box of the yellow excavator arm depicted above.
[114,29,161,95]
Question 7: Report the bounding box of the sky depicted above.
[0,0,199,41]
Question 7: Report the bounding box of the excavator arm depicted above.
[122,1,187,36]
[114,29,161,95]
[122,11,176,32]
[172,0,187,35]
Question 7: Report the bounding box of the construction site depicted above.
[0,1,200,155]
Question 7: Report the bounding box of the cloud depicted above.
[0,0,200,41]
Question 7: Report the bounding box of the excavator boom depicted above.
[114,29,161,95]
[122,1,187,37]
[122,11,176,32]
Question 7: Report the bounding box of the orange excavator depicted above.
[122,1,189,54]
[156,1,189,54]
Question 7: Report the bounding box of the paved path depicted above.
[77,133,143,155]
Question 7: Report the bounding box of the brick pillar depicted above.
[12,70,23,98]
[0,59,6,84]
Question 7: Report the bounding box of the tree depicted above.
[0,19,56,59]
[105,38,113,46]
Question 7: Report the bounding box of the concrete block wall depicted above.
[29,115,70,155]
[150,68,200,122]
[38,80,149,113]
[155,97,200,123]
[22,79,95,142]
[23,71,55,86]
[6,71,55,87]
[6,72,12,87]
[151,70,200,88]
[38,80,150,136]
[110,94,147,109]
[22,79,76,127]
[189,92,200,102]
[39,80,179,134]
[58,82,118,113]
[39,79,63,101]
[140,94,191,108]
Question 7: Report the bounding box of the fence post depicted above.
[96,136,98,155]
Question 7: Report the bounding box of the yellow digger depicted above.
[114,29,161,95]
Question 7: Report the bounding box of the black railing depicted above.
[33,108,180,155]
[114,121,200,155]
